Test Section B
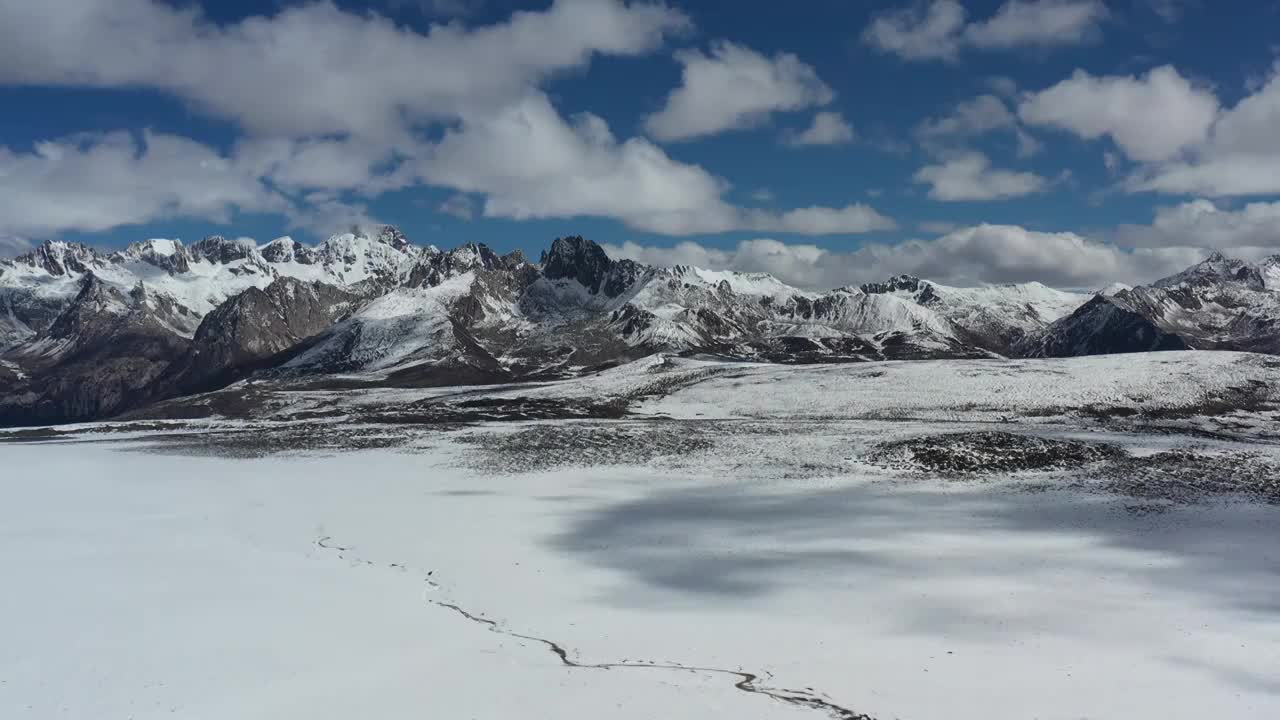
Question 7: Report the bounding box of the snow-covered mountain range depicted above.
[2,228,1277,426]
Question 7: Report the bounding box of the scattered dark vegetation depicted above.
[456,422,716,473]
[1073,380,1276,422]
[864,431,1125,474]
[133,424,426,458]
[1093,450,1280,506]
[366,397,629,424]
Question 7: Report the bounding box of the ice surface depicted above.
[3,352,1280,719]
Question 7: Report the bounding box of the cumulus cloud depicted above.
[0,0,690,141]
[917,94,1016,139]
[0,131,280,237]
[438,193,476,221]
[1114,198,1280,250]
[233,136,417,195]
[0,0,705,237]
[864,0,1107,62]
[784,112,855,146]
[417,92,894,235]
[914,94,1043,157]
[0,1,895,238]
[0,234,31,259]
[1019,63,1280,198]
[1019,65,1219,162]
[964,0,1108,49]
[605,224,1205,290]
[1126,70,1280,196]
[1144,0,1194,22]
[643,41,834,142]
[748,205,897,235]
[913,152,1047,201]
[862,0,968,61]
[284,196,383,238]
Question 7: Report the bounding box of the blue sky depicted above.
[1,0,1279,287]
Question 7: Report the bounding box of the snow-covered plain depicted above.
[3,353,1280,720]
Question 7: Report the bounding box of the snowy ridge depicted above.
[0,227,425,346]
[2,231,1280,427]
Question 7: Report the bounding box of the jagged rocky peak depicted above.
[860,274,941,305]
[115,239,192,274]
[1154,251,1265,290]
[190,235,258,264]
[1026,294,1189,358]
[371,224,411,250]
[540,235,644,297]
[43,273,132,340]
[16,240,103,277]
[260,236,316,265]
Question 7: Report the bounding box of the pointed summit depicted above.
[372,225,411,250]
[190,235,257,264]
[539,236,643,297]
[1155,251,1263,290]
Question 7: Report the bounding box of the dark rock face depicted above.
[116,242,192,274]
[1023,296,1189,358]
[190,236,254,264]
[0,274,189,426]
[540,235,643,297]
[164,277,359,395]
[260,238,317,265]
[374,225,411,251]
[1154,252,1267,291]
[860,275,941,305]
[3,241,104,278]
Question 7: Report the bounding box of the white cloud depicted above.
[604,224,1205,289]
[864,0,1107,62]
[913,152,1047,201]
[0,131,281,237]
[863,0,967,61]
[0,0,710,237]
[234,136,416,195]
[0,0,690,141]
[0,234,31,259]
[749,205,897,235]
[1114,198,1280,250]
[915,95,1044,162]
[784,111,855,146]
[1015,129,1043,158]
[918,94,1015,138]
[285,196,383,238]
[438,193,476,221]
[417,92,894,235]
[964,0,1108,49]
[1019,65,1219,162]
[1127,70,1280,196]
[644,41,834,142]
[0,1,891,240]
[986,76,1019,98]
[1144,0,1193,22]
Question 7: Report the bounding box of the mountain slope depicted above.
[1020,252,1280,357]
[1,232,1278,427]
[0,274,189,425]
[1022,295,1190,358]
[860,275,1089,353]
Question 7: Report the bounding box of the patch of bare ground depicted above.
[864,431,1125,475]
